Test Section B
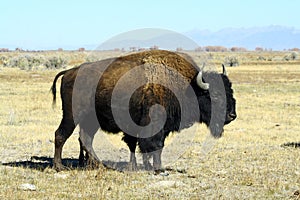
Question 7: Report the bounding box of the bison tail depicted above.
[50,70,68,108]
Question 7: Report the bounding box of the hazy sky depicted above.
[1,0,299,49]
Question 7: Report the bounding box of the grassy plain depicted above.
[0,51,299,199]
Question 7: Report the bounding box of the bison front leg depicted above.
[142,150,162,171]
[142,153,153,170]
[139,131,165,171]
[128,152,137,171]
[153,149,163,172]
[54,119,75,171]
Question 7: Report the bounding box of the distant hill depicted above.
[96,28,199,50]
[185,26,300,50]
[97,26,300,51]
[1,26,299,51]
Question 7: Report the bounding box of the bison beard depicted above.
[51,50,237,171]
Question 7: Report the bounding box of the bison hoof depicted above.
[53,164,69,172]
[86,158,101,169]
[78,160,84,168]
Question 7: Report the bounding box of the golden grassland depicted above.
[0,51,299,199]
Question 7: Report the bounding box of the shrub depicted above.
[44,56,67,69]
[257,56,266,61]
[7,55,47,70]
[231,47,247,52]
[204,46,227,52]
[290,52,298,60]
[224,56,239,67]
[283,52,298,61]
[9,55,29,69]
[5,54,68,70]
[85,55,101,63]
[0,55,9,67]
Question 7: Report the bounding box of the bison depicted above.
[51,50,236,171]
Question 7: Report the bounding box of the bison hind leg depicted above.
[53,119,76,171]
[79,115,101,169]
[122,134,138,171]
[78,137,90,167]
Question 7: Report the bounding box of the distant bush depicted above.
[8,55,48,70]
[176,47,183,51]
[230,47,247,52]
[289,48,300,52]
[224,56,239,67]
[85,55,101,63]
[257,56,266,61]
[0,48,9,52]
[204,46,227,52]
[44,56,67,69]
[9,55,30,69]
[255,47,264,52]
[195,47,203,52]
[290,52,298,60]
[283,52,298,61]
[0,55,9,67]
[4,54,67,70]
[272,56,282,62]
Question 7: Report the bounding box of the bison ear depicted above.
[222,64,228,76]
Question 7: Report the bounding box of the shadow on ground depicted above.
[1,156,80,171]
[0,156,144,172]
[281,142,300,148]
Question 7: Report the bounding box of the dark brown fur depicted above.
[51,50,237,171]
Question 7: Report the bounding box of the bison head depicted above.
[194,65,237,137]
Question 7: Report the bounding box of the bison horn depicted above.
[222,64,228,76]
[196,71,209,90]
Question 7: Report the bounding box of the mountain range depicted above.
[185,25,300,50]
[95,26,300,51]
[1,26,299,51]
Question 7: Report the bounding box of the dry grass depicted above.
[0,51,299,199]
